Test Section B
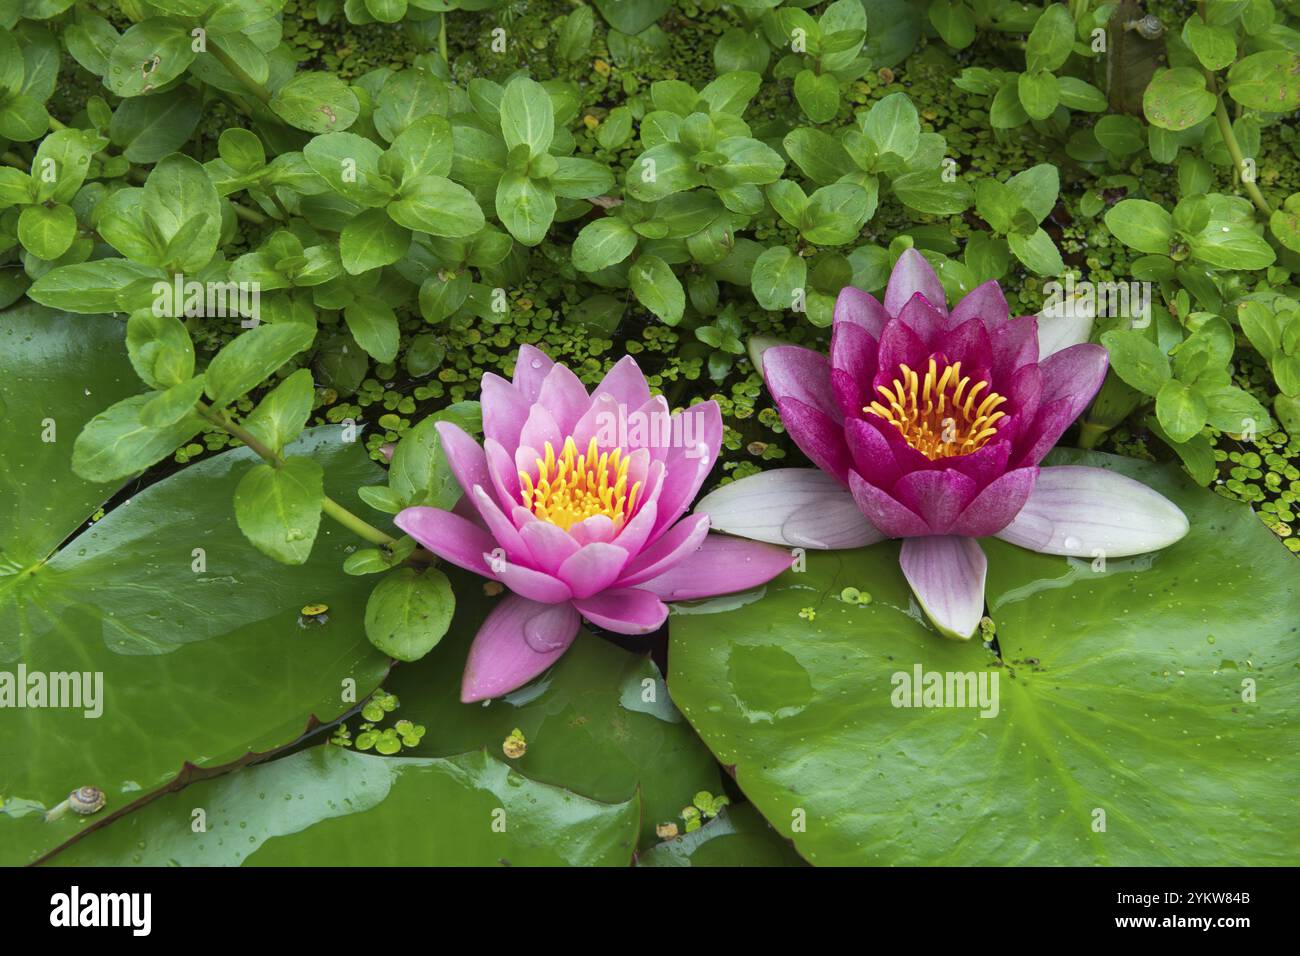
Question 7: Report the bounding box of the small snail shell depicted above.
[1126,15,1165,40]
[69,786,106,815]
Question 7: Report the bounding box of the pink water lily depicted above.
[697,249,1189,639]
[395,347,794,701]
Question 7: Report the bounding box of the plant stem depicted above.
[1077,421,1108,450]
[439,14,449,63]
[207,39,273,104]
[196,402,430,559]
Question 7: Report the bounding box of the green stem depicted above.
[196,402,429,558]
[1198,0,1272,217]
[208,39,273,104]
[1077,421,1108,450]
[439,13,449,63]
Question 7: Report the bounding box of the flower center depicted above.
[519,436,641,531]
[864,358,1007,460]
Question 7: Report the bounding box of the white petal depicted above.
[695,468,883,550]
[995,465,1189,557]
[899,535,986,640]
[1036,290,1095,359]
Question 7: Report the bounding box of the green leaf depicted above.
[0,94,49,142]
[800,183,868,246]
[32,128,100,203]
[1143,68,1216,131]
[557,5,595,62]
[1226,50,1300,112]
[751,245,807,312]
[1182,17,1238,72]
[1056,76,1108,112]
[389,176,484,237]
[1007,227,1062,276]
[891,168,972,216]
[1189,224,1276,270]
[1156,379,1209,441]
[109,86,201,164]
[303,131,391,207]
[629,254,685,325]
[343,296,399,363]
[793,69,839,124]
[105,18,196,97]
[363,567,454,661]
[383,114,453,185]
[626,143,705,202]
[51,747,640,866]
[234,456,325,565]
[1005,163,1058,223]
[670,451,1300,864]
[495,172,556,247]
[372,68,447,143]
[1104,199,1174,254]
[1201,385,1273,434]
[139,374,206,427]
[125,310,194,389]
[71,391,203,482]
[573,217,638,272]
[550,157,615,199]
[637,804,805,866]
[387,401,480,509]
[499,76,554,158]
[1017,69,1059,121]
[1101,329,1171,395]
[270,71,361,134]
[0,402,389,865]
[1025,3,1074,73]
[593,0,672,38]
[243,367,315,455]
[340,207,411,274]
[861,92,919,161]
[783,128,854,185]
[17,202,76,260]
[204,322,317,409]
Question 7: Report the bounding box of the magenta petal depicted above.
[472,486,529,560]
[845,417,902,487]
[763,345,842,423]
[830,321,877,417]
[884,248,948,317]
[498,560,572,603]
[649,401,723,534]
[891,469,978,534]
[949,279,1010,328]
[949,466,1038,537]
[873,318,927,384]
[573,588,668,634]
[776,396,854,484]
[834,285,890,338]
[592,354,652,407]
[848,470,930,538]
[1039,342,1109,408]
[460,594,580,702]
[613,498,658,556]
[481,372,531,450]
[512,345,555,404]
[569,514,616,545]
[942,438,1011,486]
[557,542,630,599]
[896,292,950,345]
[989,315,1040,380]
[517,517,581,573]
[435,421,491,502]
[518,402,562,455]
[537,362,590,436]
[638,533,794,601]
[394,506,500,579]
[898,535,986,640]
[484,437,521,509]
[938,317,993,375]
[618,512,710,586]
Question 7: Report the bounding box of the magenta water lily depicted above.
[395,348,793,701]
[699,250,1190,639]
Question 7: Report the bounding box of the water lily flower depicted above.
[697,250,1189,639]
[395,347,794,701]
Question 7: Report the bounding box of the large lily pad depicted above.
[0,306,389,864]
[669,452,1300,865]
[49,746,640,866]
[384,572,723,848]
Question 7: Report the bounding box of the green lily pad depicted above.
[637,803,805,867]
[0,307,388,864]
[384,571,724,849]
[48,746,639,866]
[669,452,1300,865]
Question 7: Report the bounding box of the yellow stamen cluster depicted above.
[865,358,1007,459]
[519,436,641,531]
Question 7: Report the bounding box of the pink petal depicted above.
[394,506,500,579]
[848,470,929,538]
[592,354,652,407]
[950,279,1010,328]
[481,372,531,451]
[557,542,630,598]
[884,248,948,317]
[511,344,555,403]
[948,466,1038,537]
[774,396,853,484]
[696,467,883,549]
[638,533,794,601]
[435,421,491,502]
[891,469,978,534]
[572,588,668,634]
[834,285,889,338]
[460,594,580,702]
[499,560,572,603]
[994,465,1188,556]
[537,362,590,436]
[517,516,581,573]
[617,512,710,586]
[763,344,842,423]
[898,535,986,639]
